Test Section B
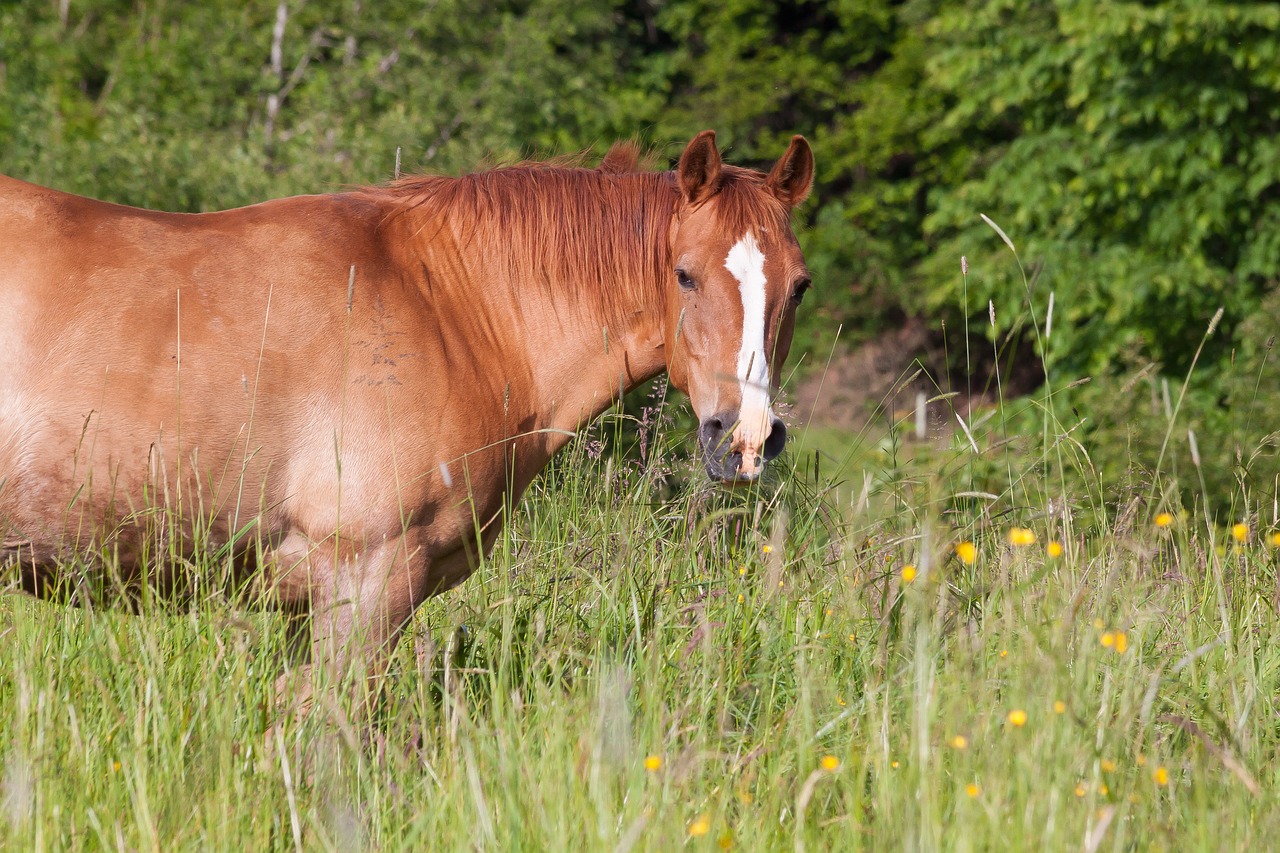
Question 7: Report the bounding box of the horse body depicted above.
[0,131,813,715]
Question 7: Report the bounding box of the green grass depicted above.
[3,398,1279,851]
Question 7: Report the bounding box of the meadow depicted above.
[3,348,1278,851]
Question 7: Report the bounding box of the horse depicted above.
[0,130,814,721]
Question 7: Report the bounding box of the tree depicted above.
[921,0,1280,379]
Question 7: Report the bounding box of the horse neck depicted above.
[394,170,675,442]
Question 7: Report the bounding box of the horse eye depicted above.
[676,269,695,290]
[792,277,812,304]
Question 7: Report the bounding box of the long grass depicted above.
[3,376,1279,851]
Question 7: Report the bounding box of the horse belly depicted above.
[0,346,284,598]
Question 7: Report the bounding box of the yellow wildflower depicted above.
[762,544,774,555]
[1053,700,1066,714]
[1155,512,1174,528]
[820,755,840,772]
[1269,531,1280,548]
[1100,759,1117,773]
[1100,632,1115,648]
[965,783,981,798]
[1046,541,1064,558]
[837,696,846,707]
[688,815,711,837]
[717,832,733,851]
[999,649,1008,659]
[1114,631,1129,654]
[1007,709,1028,727]
[1154,766,1169,786]
[1232,523,1249,543]
[1074,783,1086,798]
[890,760,900,769]
[644,755,662,772]
[901,564,917,583]
[950,735,968,750]
[1008,527,1036,546]
[955,541,978,564]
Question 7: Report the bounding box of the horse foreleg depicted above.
[272,530,428,736]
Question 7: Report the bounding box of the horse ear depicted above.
[766,135,815,207]
[677,130,722,204]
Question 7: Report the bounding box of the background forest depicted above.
[2,0,1278,506]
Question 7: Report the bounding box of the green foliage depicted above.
[921,0,1280,378]
[1066,289,1280,516]
[0,0,673,209]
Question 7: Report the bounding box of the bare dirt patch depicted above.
[791,317,1043,433]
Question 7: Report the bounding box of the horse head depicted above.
[662,130,814,483]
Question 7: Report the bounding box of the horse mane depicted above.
[599,140,660,174]
[371,146,792,326]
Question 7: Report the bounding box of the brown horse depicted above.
[0,130,813,716]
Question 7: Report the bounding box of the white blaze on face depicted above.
[724,231,773,467]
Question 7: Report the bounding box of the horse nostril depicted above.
[762,418,787,462]
[699,416,728,448]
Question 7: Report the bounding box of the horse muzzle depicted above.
[698,412,787,484]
